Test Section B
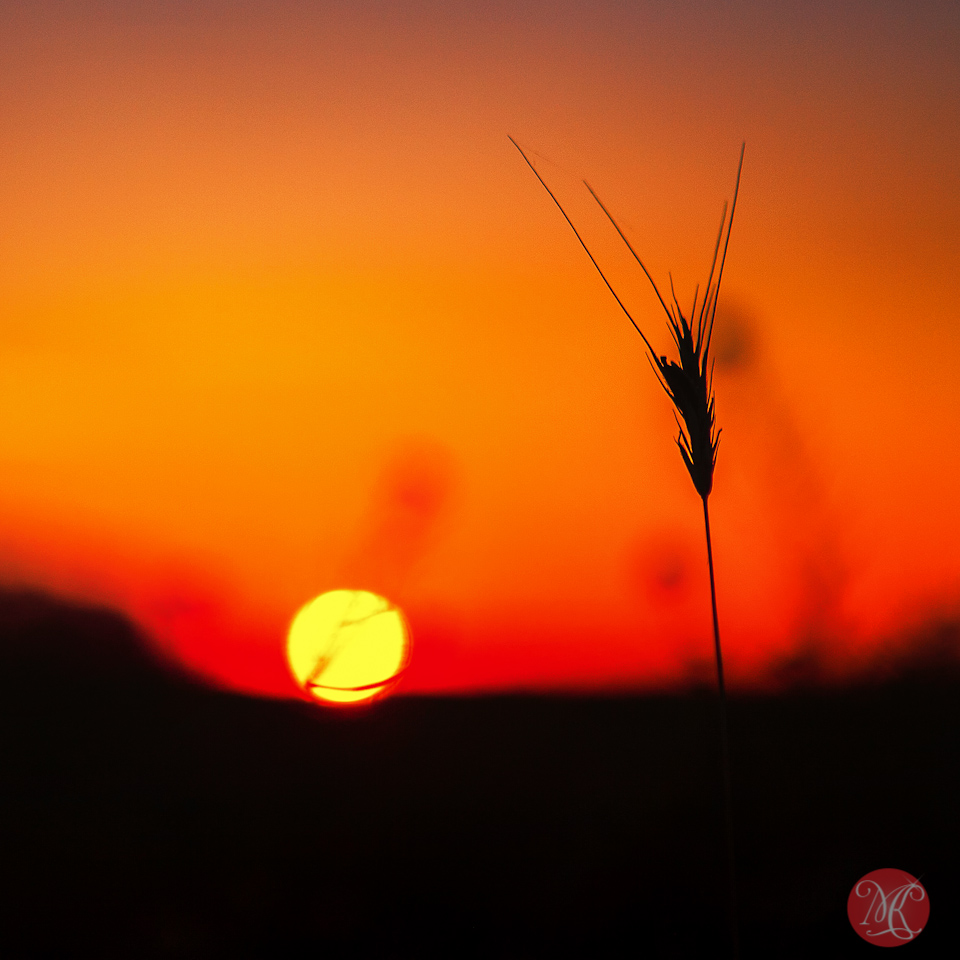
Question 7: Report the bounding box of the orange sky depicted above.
[1,1,958,696]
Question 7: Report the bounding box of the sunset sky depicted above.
[1,0,958,697]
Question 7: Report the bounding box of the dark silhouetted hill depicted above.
[1,589,958,957]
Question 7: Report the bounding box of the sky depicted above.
[0,0,958,697]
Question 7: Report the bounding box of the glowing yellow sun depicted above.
[286,590,409,704]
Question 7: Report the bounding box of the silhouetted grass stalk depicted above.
[511,137,744,958]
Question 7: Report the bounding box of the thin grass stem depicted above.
[702,494,740,959]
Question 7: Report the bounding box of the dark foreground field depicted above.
[2,590,958,958]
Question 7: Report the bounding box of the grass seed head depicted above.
[509,138,744,500]
[584,145,743,500]
[654,299,721,498]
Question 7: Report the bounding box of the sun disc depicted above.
[286,590,409,704]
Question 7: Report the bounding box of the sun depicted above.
[286,590,410,704]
